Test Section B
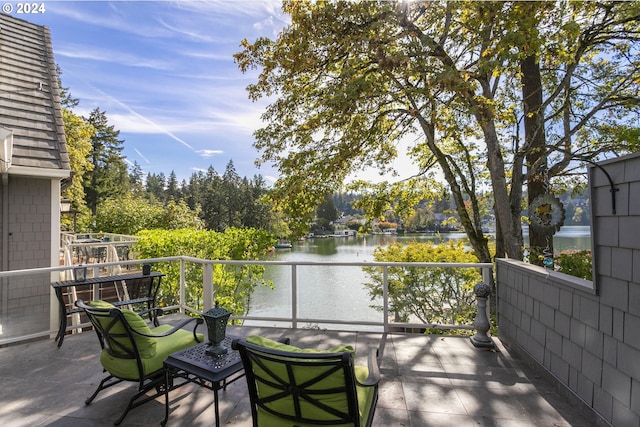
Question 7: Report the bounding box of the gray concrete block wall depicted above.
[497,153,640,427]
[0,176,52,339]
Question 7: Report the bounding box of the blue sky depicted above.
[25,1,290,183]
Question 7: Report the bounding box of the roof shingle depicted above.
[0,13,70,174]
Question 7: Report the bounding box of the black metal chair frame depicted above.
[232,338,380,427]
[75,299,203,425]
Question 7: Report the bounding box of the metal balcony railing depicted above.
[0,256,493,346]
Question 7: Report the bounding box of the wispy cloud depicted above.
[197,149,225,158]
[91,86,195,151]
[49,2,174,38]
[156,17,223,43]
[56,45,172,70]
[133,148,150,164]
[264,175,278,184]
[192,166,212,174]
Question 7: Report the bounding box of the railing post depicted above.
[91,265,100,300]
[180,259,186,314]
[203,262,213,311]
[470,281,495,348]
[382,265,389,334]
[291,264,297,329]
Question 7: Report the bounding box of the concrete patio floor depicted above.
[0,318,602,427]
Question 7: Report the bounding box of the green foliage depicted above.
[95,195,164,235]
[133,228,275,316]
[364,241,482,333]
[376,221,397,231]
[555,250,592,281]
[160,199,205,230]
[94,196,203,235]
[316,194,339,223]
[235,0,640,264]
[344,219,362,231]
[61,108,95,231]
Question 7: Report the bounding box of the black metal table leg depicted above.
[162,367,170,426]
[214,387,220,427]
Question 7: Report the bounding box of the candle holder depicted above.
[202,301,231,356]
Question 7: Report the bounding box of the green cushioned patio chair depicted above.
[232,335,380,427]
[75,299,204,425]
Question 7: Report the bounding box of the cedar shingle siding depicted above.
[0,14,70,338]
[0,13,70,171]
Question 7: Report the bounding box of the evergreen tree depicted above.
[83,108,129,216]
[202,166,223,230]
[128,161,145,195]
[166,171,179,200]
[146,172,166,202]
[246,175,271,229]
[222,160,242,228]
[185,170,205,212]
[317,194,339,223]
[56,65,78,109]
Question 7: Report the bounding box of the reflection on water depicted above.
[246,226,591,326]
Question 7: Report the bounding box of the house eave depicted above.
[6,166,71,179]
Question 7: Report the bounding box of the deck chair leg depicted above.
[113,390,146,426]
[113,378,165,425]
[86,374,123,405]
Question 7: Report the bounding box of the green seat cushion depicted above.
[101,325,203,380]
[245,336,375,426]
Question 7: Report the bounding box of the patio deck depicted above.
[0,318,600,427]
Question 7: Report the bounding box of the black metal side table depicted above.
[162,336,245,426]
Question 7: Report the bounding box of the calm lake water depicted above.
[246,226,591,327]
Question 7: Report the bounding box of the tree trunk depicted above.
[478,117,523,261]
[521,53,551,265]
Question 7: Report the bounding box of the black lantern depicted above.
[73,266,87,282]
[202,301,231,356]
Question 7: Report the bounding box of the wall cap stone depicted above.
[496,258,596,295]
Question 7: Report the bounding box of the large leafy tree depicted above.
[61,109,94,224]
[235,1,640,263]
[84,108,130,215]
[57,71,94,230]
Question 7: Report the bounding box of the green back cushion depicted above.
[246,335,354,354]
[89,300,203,380]
[245,336,374,426]
[88,300,156,358]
